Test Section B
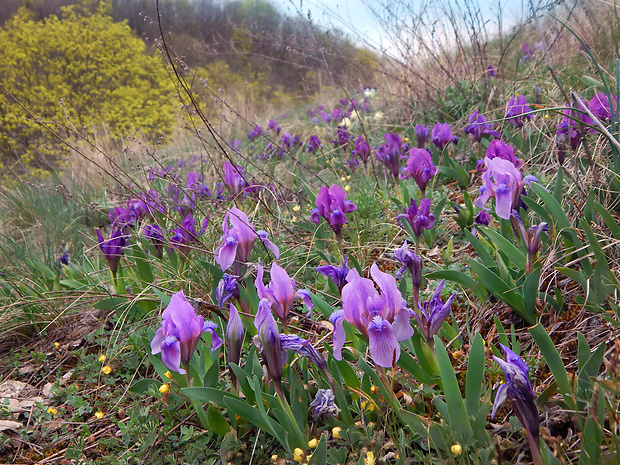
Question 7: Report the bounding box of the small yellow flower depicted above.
[159,383,170,394]
[101,366,112,375]
[346,175,351,180]
[340,176,347,182]
[292,216,297,222]
[308,438,318,448]
[332,426,341,438]
[164,371,173,379]
[354,420,362,428]
[370,385,379,394]
[451,443,463,455]
[47,407,57,415]
[544,113,550,119]
[404,137,410,142]
[53,342,60,349]
[344,185,350,192]
[364,451,375,465]
[98,354,106,362]
[94,411,104,419]
[292,205,301,212]
[293,447,305,462]
[271,454,278,462]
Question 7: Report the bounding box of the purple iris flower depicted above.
[254,298,283,386]
[474,210,492,226]
[248,125,264,140]
[57,245,70,267]
[556,105,593,150]
[353,135,371,164]
[480,140,522,170]
[145,224,165,259]
[588,92,617,121]
[487,65,496,77]
[307,135,322,153]
[414,279,455,341]
[432,123,456,150]
[310,184,357,236]
[331,264,413,367]
[268,119,281,134]
[280,334,328,375]
[216,273,239,308]
[415,124,430,148]
[332,126,350,149]
[346,152,359,172]
[128,190,166,218]
[513,211,548,273]
[474,157,536,220]
[309,389,340,421]
[397,198,437,239]
[464,111,502,142]
[187,172,212,197]
[255,262,312,322]
[109,206,135,231]
[215,207,280,273]
[222,161,248,197]
[151,290,222,374]
[316,255,349,294]
[492,344,540,461]
[227,303,244,382]
[97,229,129,275]
[505,95,533,127]
[170,213,208,258]
[376,133,405,181]
[403,148,437,195]
[520,43,534,62]
[395,242,422,305]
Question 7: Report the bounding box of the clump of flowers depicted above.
[464,111,501,142]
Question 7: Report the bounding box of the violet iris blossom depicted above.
[248,125,264,140]
[310,389,340,421]
[97,229,129,275]
[415,124,430,148]
[403,148,437,196]
[145,224,165,259]
[216,273,239,308]
[397,198,436,240]
[414,279,455,341]
[505,95,533,127]
[316,255,349,294]
[151,290,222,374]
[226,303,244,386]
[354,135,371,165]
[307,135,322,153]
[464,111,501,142]
[479,140,522,170]
[493,344,541,463]
[331,264,413,367]
[310,184,357,236]
[588,92,617,121]
[432,123,457,150]
[255,262,312,323]
[170,213,208,258]
[376,133,405,181]
[222,161,248,197]
[215,207,280,273]
[513,211,548,273]
[394,242,422,304]
[254,298,283,387]
[474,157,536,220]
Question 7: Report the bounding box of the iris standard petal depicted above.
[330,310,346,360]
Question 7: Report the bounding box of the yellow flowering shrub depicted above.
[0,4,176,175]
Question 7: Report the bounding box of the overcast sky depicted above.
[269,0,529,54]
